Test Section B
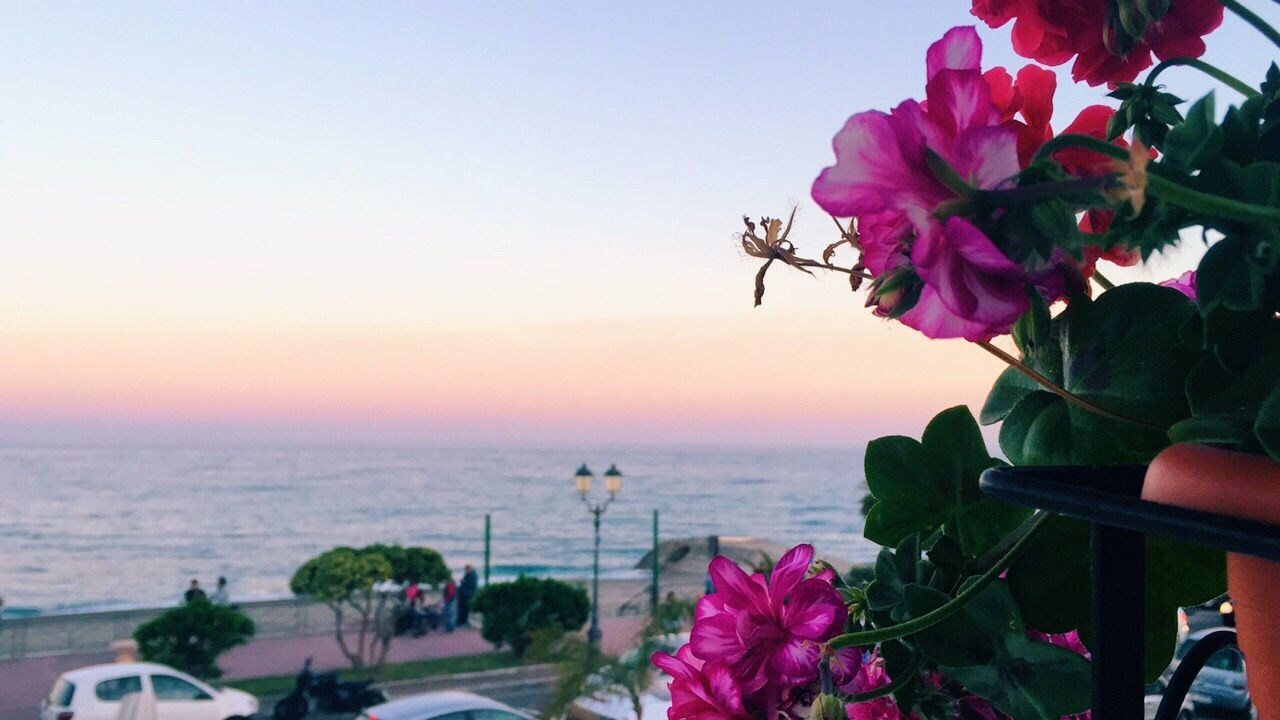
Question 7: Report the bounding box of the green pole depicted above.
[651,509,660,613]
[483,514,491,585]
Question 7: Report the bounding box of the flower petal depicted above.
[767,636,822,685]
[910,217,1028,327]
[925,68,997,139]
[782,578,847,641]
[812,107,943,218]
[690,611,744,663]
[950,125,1019,190]
[768,543,814,600]
[926,26,983,82]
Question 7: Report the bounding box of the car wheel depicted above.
[226,715,255,720]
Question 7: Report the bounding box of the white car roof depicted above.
[59,663,190,683]
[364,691,529,720]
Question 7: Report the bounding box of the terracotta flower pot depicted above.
[1144,443,1280,720]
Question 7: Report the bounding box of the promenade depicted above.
[0,576,685,720]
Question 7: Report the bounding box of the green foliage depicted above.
[860,527,1091,716]
[363,544,450,587]
[471,576,589,657]
[290,544,448,669]
[290,547,394,602]
[1007,517,1226,680]
[537,594,691,720]
[984,284,1201,465]
[1107,81,1184,149]
[907,583,1090,719]
[864,406,1029,558]
[134,600,254,680]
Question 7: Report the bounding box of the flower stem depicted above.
[847,653,922,703]
[976,340,1167,431]
[1093,270,1116,291]
[827,513,1051,648]
[1144,57,1261,98]
[1220,0,1280,51]
[1033,134,1280,224]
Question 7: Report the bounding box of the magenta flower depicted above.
[652,645,752,720]
[690,544,847,694]
[843,655,904,720]
[812,26,1036,341]
[1159,270,1197,301]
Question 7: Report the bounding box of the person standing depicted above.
[209,576,229,605]
[457,565,478,627]
[442,576,458,633]
[183,579,206,604]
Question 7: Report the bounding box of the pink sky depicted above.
[0,2,1243,444]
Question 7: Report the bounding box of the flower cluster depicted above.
[652,545,907,720]
[971,0,1224,86]
[810,27,1127,341]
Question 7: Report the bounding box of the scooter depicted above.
[272,658,387,720]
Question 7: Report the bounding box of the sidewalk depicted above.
[0,616,645,720]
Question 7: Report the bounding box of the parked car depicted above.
[1176,629,1255,718]
[357,690,534,720]
[41,662,258,720]
[1145,678,1194,720]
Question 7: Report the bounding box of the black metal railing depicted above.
[981,465,1280,719]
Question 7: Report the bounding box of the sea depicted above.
[0,443,875,616]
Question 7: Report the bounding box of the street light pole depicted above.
[574,462,622,649]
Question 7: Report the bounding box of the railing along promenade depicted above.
[0,598,342,662]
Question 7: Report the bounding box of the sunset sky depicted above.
[1,2,1274,444]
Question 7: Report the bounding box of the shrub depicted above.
[133,600,254,680]
[290,543,447,669]
[471,576,589,656]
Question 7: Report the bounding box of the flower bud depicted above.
[811,694,847,720]
[865,265,922,319]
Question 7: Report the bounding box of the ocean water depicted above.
[0,443,874,614]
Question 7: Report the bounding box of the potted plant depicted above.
[656,1,1280,718]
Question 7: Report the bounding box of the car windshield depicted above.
[48,680,75,707]
[1205,648,1245,673]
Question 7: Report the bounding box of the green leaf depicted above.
[1009,517,1226,680]
[996,284,1200,465]
[907,582,1091,719]
[980,366,1040,425]
[864,407,1029,556]
[1255,387,1280,460]
[1163,93,1223,172]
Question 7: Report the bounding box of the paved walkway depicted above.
[0,616,645,720]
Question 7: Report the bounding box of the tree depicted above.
[471,576,589,657]
[537,595,694,720]
[290,544,446,669]
[133,600,254,680]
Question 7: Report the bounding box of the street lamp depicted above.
[575,462,622,647]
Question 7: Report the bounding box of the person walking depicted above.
[209,576,229,605]
[457,565,478,627]
[441,576,458,633]
[183,579,206,604]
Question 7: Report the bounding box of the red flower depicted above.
[971,0,1224,86]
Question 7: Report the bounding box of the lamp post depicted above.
[575,462,622,648]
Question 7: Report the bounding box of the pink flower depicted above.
[1159,270,1197,300]
[652,645,752,720]
[971,0,1224,86]
[843,655,904,720]
[690,544,847,694]
[812,27,1038,341]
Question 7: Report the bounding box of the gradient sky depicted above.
[1,2,1276,444]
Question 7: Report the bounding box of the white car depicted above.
[358,690,534,720]
[41,662,259,720]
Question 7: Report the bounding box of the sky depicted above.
[1,1,1277,445]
